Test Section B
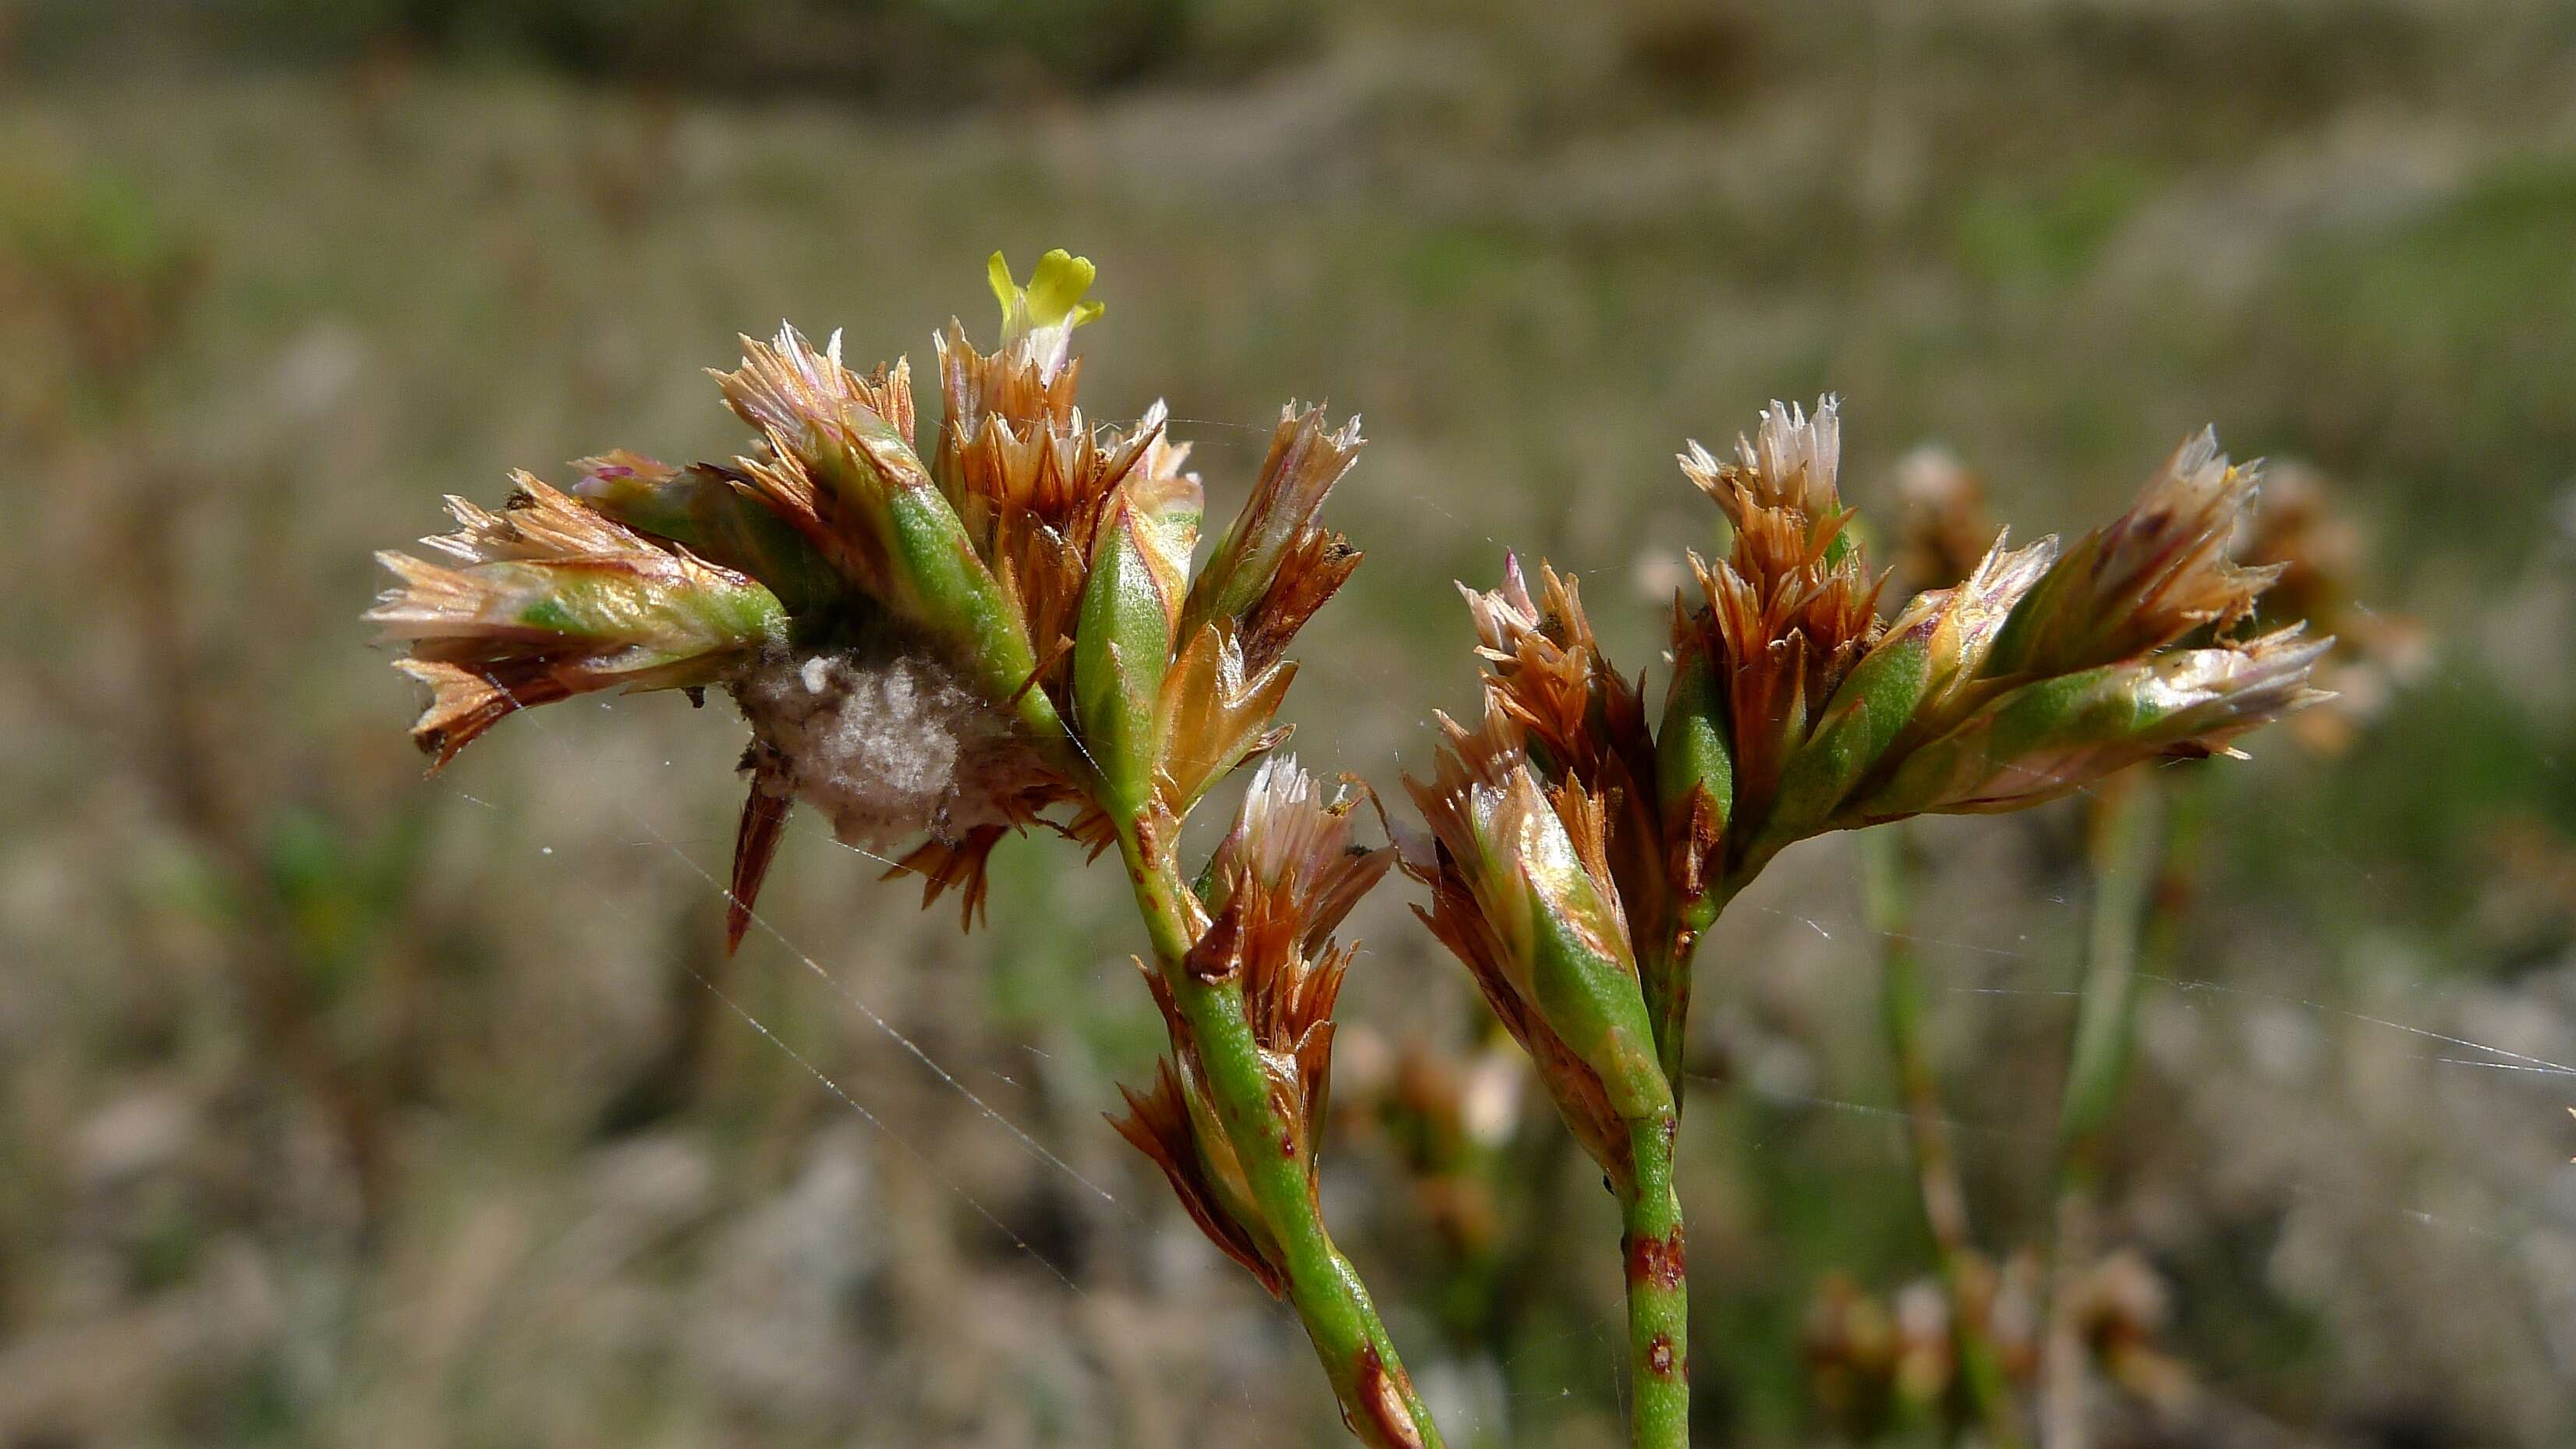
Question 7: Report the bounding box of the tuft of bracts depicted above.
[1110,756,1392,1295]
[1407,395,2330,1178]
[370,253,1414,1326]
[370,251,1364,949]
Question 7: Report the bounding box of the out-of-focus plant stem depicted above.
[1618,1107,1690,1449]
[1858,826,2022,1447]
[1115,822,1444,1449]
[124,467,399,1228]
[2041,774,2171,1449]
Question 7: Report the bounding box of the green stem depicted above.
[1646,882,1730,1101]
[1116,825,1444,1449]
[2042,778,2167,1449]
[1641,930,1694,1097]
[1618,1107,1690,1449]
[1628,882,1737,1447]
[1859,827,2021,1447]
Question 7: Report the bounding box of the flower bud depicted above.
[1405,707,1671,1162]
[1111,1058,1284,1294]
[1752,533,2056,855]
[1111,759,1387,1295]
[1655,624,1731,914]
[369,474,785,767]
[1851,627,2332,821]
[1458,554,1669,941]
[566,450,843,616]
[1984,429,2282,682]
[1671,399,1888,859]
[1072,438,1203,821]
[1180,404,1365,670]
[1200,755,1395,955]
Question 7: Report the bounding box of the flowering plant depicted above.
[371,252,2322,1449]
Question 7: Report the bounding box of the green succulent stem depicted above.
[1652,644,1732,1093]
[1640,918,1697,1097]
[2041,774,2170,1449]
[1625,888,1711,1449]
[1858,826,2023,1448]
[1115,822,1444,1449]
[1646,878,1735,1100]
[1618,1107,1691,1449]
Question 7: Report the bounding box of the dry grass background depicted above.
[4,2,2576,1444]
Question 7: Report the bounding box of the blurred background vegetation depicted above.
[4,1,2575,1444]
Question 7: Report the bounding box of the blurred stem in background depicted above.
[2042,770,2184,1448]
[1858,826,2023,1447]
[123,467,409,1229]
[10,161,420,1235]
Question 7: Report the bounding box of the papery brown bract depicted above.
[1672,399,1890,863]
[1984,429,2282,682]
[1111,1059,1285,1297]
[1203,756,1397,956]
[726,756,794,952]
[713,326,927,604]
[940,396,1187,699]
[1460,555,1670,948]
[1155,624,1298,817]
[1183,405,1366,669]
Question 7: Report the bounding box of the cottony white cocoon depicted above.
[732,645,1047,852]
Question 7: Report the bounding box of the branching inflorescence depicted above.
[370,252,2326,1449]
[1400,398,2327,1447]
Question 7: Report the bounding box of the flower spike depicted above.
[1402,705,1671,1189]
[1072,441,1204,820]
[368,475,785,768]
[1112,759,1389,1295]
[566,449,843,616]
[1181,403,1366,671]
[1852,625,2333,821]
[1985,429,2283,682]
[1649,405,2325,891]
[374,249,1443,1449]
[1458,554,1671,983]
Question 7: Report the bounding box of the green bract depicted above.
[568,452,845,619]
[1073,464,1202,820]
[1853,629,2330,820]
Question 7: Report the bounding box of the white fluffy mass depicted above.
[731,645,1047,852]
